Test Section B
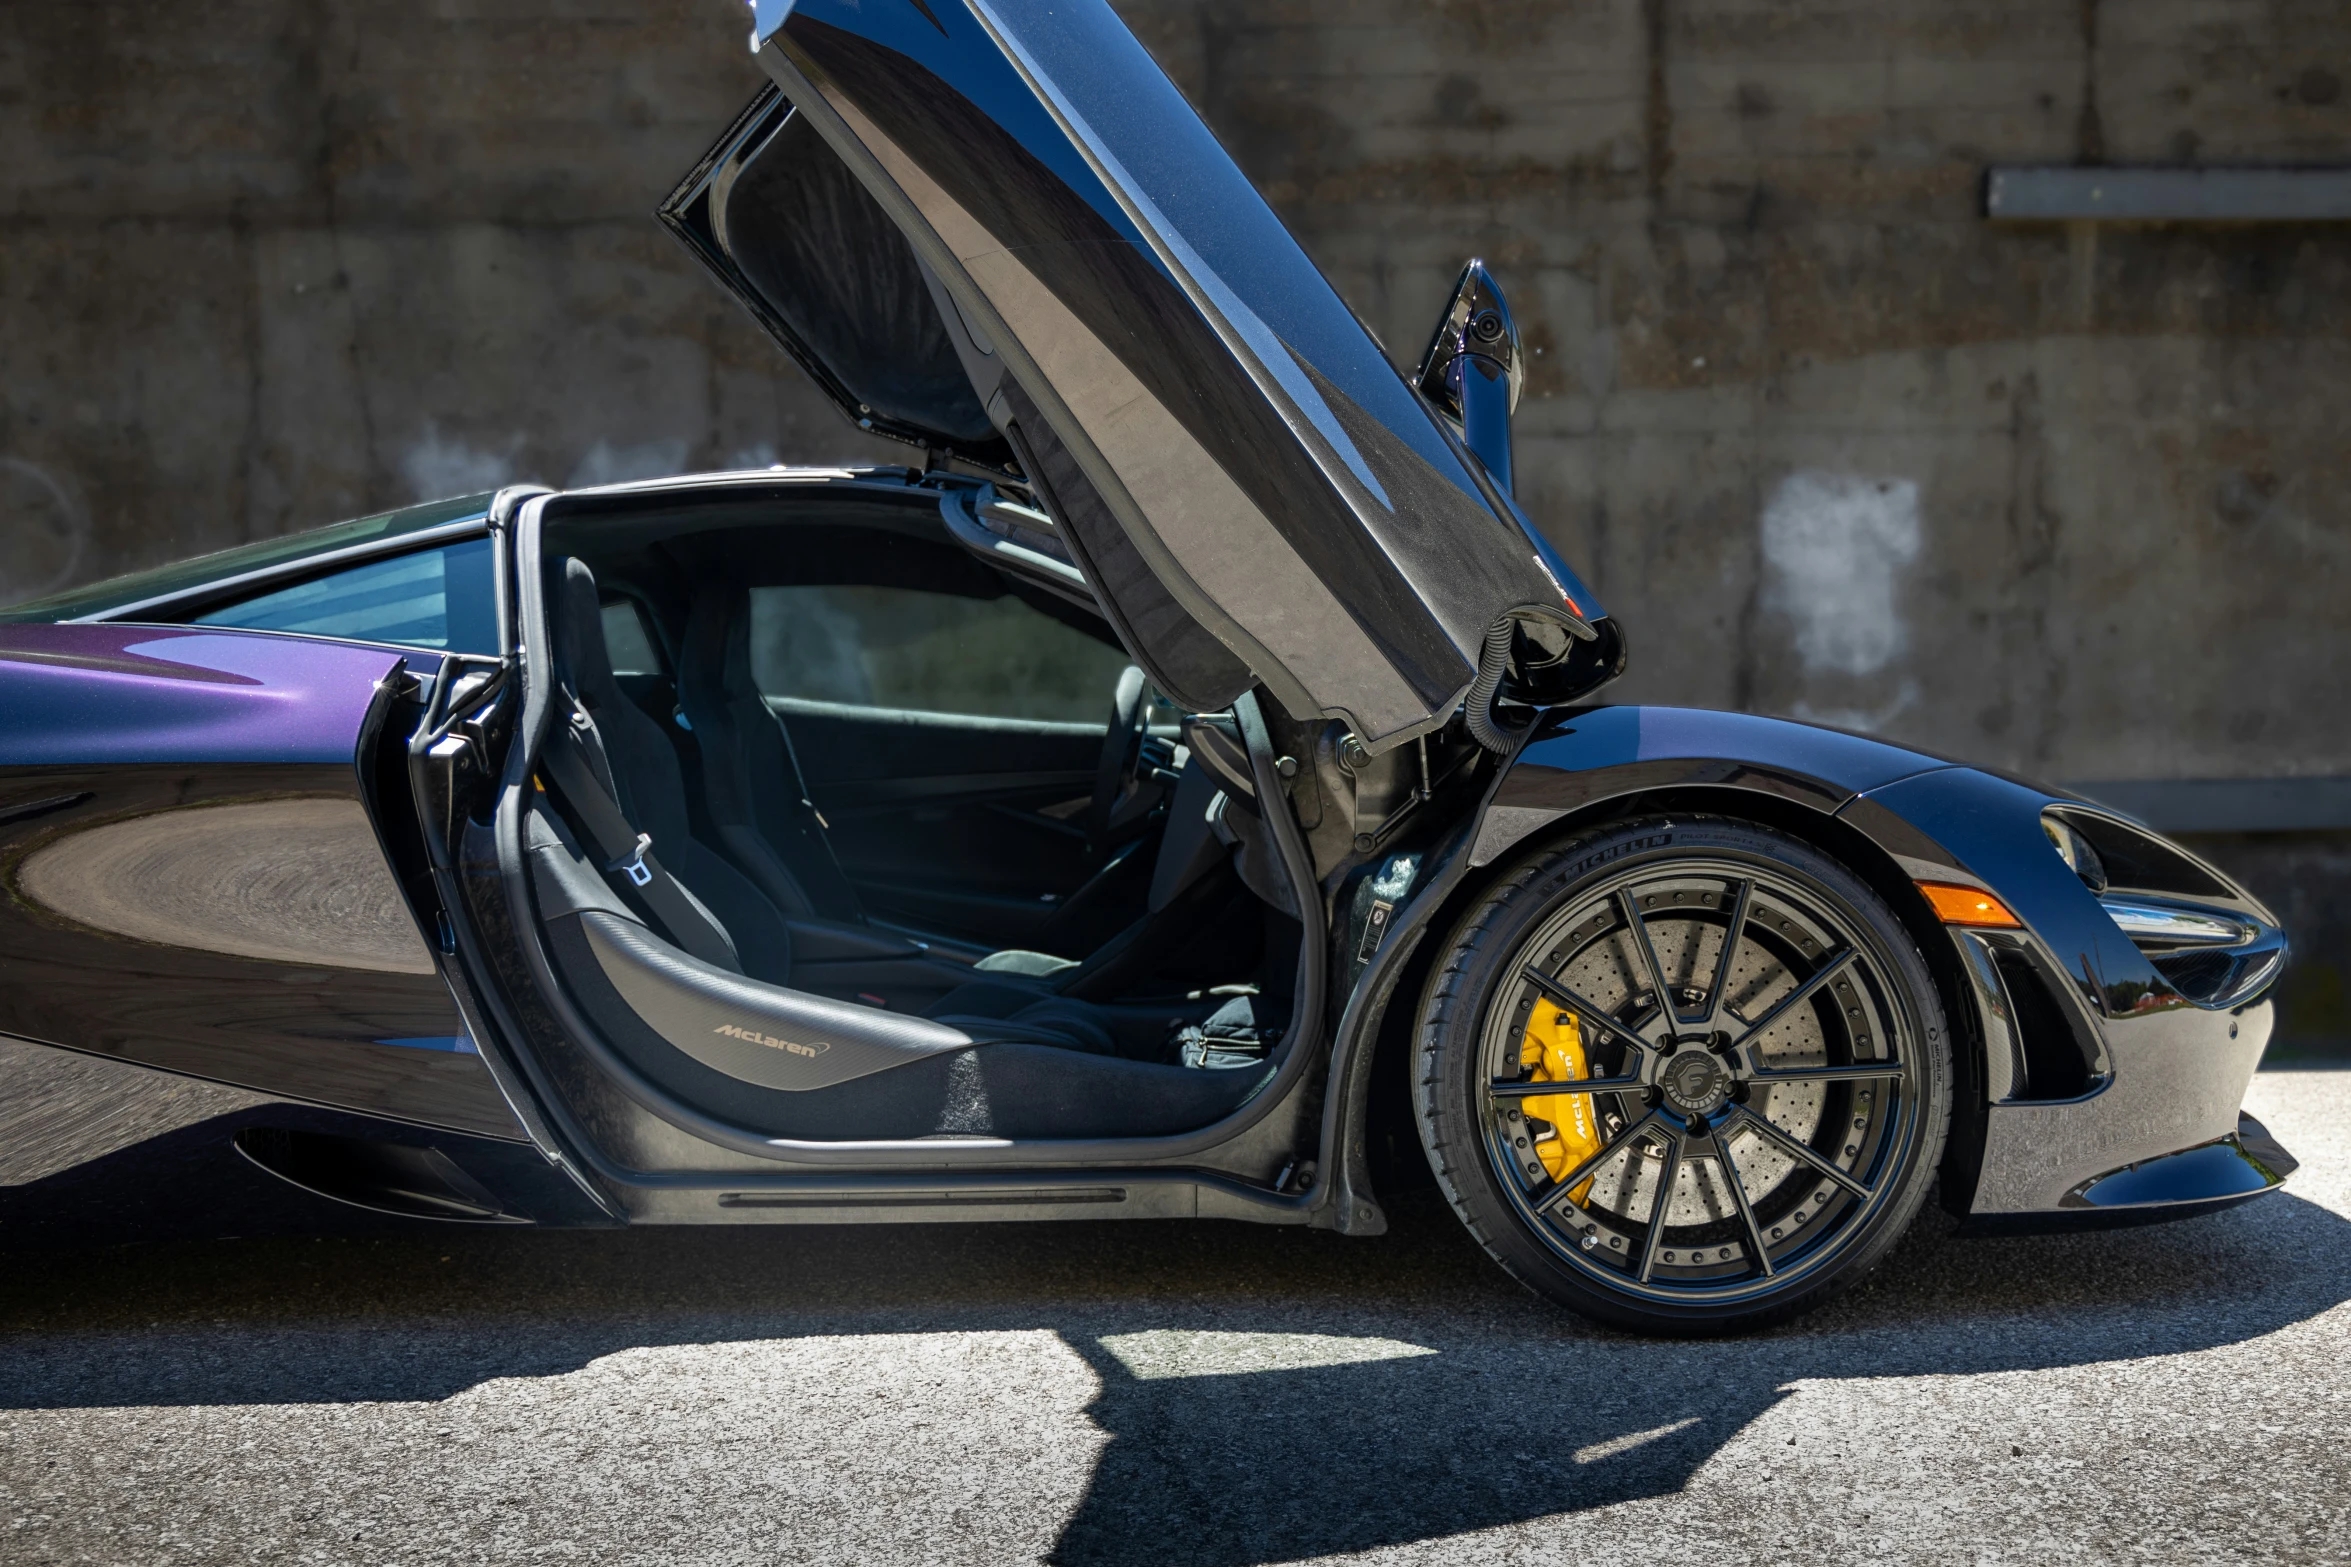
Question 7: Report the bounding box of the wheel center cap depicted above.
[1661,1048,1730,1115]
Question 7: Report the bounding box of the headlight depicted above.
[2099,895,2279,1006]
[2041,806,2285,1008]
[2096,898,2253,950]
[2042,814,2107,891]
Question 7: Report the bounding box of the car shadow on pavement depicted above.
[1039,1183,2351,1565]
[2,1133,2349,1565]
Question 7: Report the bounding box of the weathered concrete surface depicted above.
[4,0,2345,777]
[0,0,899,608]
[2,1070,2347,1564]
[1,1,2344,1022]
[1112,0,2351,785]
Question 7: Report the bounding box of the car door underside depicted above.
[452,477,1322,1160]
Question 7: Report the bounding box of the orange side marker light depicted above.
[1915,881,2023,928]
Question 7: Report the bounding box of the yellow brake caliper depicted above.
[1519,999,1602,1202]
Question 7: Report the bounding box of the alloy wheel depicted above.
[1475,855,1920,1306]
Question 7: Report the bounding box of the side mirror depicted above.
[1414,259,1523,495]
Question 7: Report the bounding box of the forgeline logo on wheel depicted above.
[713,1022,830,1059]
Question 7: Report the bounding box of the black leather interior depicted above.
[678,580,864,923]
[529,805,1267,1138]
[534,556,1281,1136]
[770,696,1108,947]
[670,570,1141,976]
[579,909,973,1092]
[552,557,796,981]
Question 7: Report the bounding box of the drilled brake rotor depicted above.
[1479,859,1909,1299]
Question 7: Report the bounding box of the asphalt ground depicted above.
[3,1072,2348,1566]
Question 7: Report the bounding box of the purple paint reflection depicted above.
[0,624,402,767]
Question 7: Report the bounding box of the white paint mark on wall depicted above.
[1760,470,1921,676]
[1792,680,1919,734]
[401,425,520,501]
[569,439,690,489]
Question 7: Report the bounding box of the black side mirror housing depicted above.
[1415,259,1524,496]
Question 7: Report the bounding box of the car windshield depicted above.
[0,493,496,623]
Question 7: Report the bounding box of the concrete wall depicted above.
[0,0,885,609]
[3,0,2345,1038]
[1118,0,2351,784]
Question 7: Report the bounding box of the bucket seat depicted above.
[542,556,1155,1049]
[674,577,864,926]
[528,557,1273,1139]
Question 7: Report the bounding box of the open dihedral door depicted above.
[716,0,1612,750]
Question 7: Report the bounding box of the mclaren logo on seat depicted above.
[714,1022,829,1059]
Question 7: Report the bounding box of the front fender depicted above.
[1318,704,1949,1230]
[1318,703,2286,1231]
[1469,705,1953,867]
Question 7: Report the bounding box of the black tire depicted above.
[1414,815,1951,1335]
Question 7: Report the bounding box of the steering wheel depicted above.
[1085,665,1151,860]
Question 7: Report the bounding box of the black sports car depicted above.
[0,0,2294,1333]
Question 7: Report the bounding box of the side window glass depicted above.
[749,585,1130,723]
[192,537,498,654]
[601,599,663,676]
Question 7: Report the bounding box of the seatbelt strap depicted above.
[758,698,865,918]
[540,703,741,973]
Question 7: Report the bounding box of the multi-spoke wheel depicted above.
[1415,816,1951,1334]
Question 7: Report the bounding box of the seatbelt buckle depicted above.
[609,833,654,888]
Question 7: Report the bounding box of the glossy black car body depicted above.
[0,0,2292,1326]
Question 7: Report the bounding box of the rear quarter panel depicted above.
[0,624,522,1140]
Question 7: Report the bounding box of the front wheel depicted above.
[1415,816,1951,1335]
